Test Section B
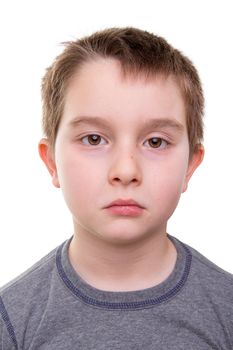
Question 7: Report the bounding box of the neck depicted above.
[68,223,177,292]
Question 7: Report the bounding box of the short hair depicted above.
[41,27,204,157]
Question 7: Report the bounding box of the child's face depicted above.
[39,58,203,244]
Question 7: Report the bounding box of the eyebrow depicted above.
[68,116,185,133]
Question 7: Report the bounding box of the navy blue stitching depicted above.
[56,239,192,310]
[0,296,18,349]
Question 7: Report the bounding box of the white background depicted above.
[0,0,232,286]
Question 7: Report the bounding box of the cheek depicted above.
[149,154,188,203]
[56,151,103,213]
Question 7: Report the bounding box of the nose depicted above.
[108,148,142,186]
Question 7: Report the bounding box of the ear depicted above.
[182,144,204,193]
[38,138,60,188]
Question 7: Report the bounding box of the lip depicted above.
[105,199,144,209]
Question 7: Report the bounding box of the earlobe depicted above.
[38,138,60,188]
[182,144,205,193]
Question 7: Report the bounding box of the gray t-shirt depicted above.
[0,234,233,349]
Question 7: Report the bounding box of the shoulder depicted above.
[186,240,233,280]
[0,241,64,347]
[171,236,233,347]
[0,243,59,314]
[181,238,233,304]
[0,244,58,296]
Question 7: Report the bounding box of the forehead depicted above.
[62,58,186,131]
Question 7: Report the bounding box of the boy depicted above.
[0,27,232,349]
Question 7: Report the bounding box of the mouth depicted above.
[105,198,144,209]
[104,199,145,217]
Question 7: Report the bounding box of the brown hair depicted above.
[41,27,204,156]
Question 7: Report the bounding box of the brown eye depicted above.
[87,134,101,145]
[148,137,163,148]
[80,134,107,146]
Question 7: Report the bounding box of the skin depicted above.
[39,58,204,291]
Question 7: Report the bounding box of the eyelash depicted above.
[78,134,170,150]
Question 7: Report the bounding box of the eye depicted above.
[145,137,169,149]
[80,134,107,146]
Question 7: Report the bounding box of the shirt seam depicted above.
[56,239,192,310]
[0,296,18,349]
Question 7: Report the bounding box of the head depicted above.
[39,27,204,245]
[40,27,204,157]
